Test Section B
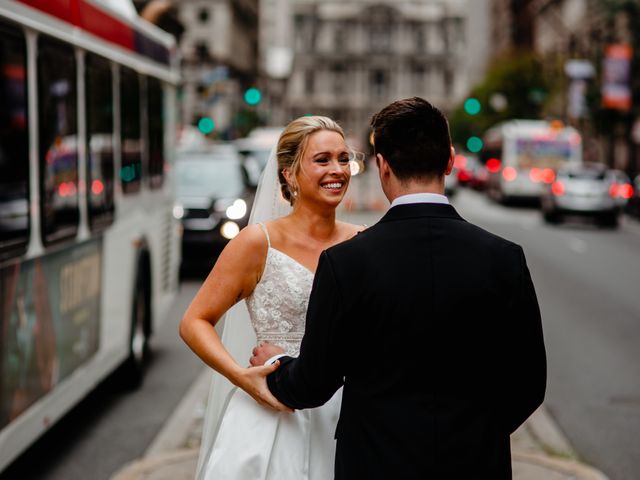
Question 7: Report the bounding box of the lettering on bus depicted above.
[59,253,101,315]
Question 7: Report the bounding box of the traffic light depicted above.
[197,117,215,135]
[466,136,483,153]
[463,97,481,115]
[244,87,262,106]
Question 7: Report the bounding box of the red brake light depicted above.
[551,181,565,196]
[611,183,633,199]
[529,168,542,183]
[92,179,105,195]
[454,155,467,169]
[542,168,556,184]
[620,184,634,199]
[486,158,501,173]
[502,166,517,182]
[457,170,472,182]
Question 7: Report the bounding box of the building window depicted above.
[120,67,142,194]
[444,69,453,96]
[195,42,209,61]
[371,70,388,99]
[85,53,115,231]
[415,27,424,51]
[147,77,164,189]
[198,8,209,23]
[0,20,29,258]
[38,37,79,245]
[412,65,424,95]
[370,25,391,52]
[305,70,315,95]
[333,64,346,95]
[334,25,346,50]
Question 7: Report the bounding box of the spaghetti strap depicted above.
[257,222,271,248]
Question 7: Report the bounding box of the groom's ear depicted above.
[444,146,455,175]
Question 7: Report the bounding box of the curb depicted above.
[512,451,609,480]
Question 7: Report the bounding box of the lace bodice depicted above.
[245,225,314,356]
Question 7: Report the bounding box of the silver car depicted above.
[541,163,627,227]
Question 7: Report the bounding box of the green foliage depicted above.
[450,52,551,147]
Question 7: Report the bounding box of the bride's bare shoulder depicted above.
[337,221,367,240]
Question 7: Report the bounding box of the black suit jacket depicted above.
[267,203,546,479]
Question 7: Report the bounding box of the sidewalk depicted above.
[112,368,609,480]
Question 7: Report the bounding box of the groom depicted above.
[252,97,546,479]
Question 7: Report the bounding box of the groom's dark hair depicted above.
[370,97,452,181]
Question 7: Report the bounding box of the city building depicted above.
[137,0,259,138]
[268,0,469,141]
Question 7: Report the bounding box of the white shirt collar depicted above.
[390,192,450,208]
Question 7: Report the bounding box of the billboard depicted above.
[0,240,102,428]
[602,44,632,111]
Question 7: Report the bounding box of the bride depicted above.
[179,115,363,479]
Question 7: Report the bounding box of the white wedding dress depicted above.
[200,223,342,479]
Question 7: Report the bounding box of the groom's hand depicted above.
[234,362,293,413]
[250,341,285,367]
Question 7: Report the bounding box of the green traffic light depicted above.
[198,117,215,135]
[466,136,483,153]
[464,97,481,115]
[244,87,262,106]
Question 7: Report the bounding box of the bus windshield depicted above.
[515,138,573,169]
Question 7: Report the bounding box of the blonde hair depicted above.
[277,116,345,205]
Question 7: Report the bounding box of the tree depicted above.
[450,52,550,148]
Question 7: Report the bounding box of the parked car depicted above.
[174,148,255,272]
[540,163,631,227]
[454,154,488,190]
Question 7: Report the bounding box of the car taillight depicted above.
[551,181,565,196]
[502,166,517,182]
[621,184,634,199]
[454,154,467,169]
[457,170,472,182]
[529,168,542,183]
[610,183,634,199]
[486,158,501,173]
[542,168,555,183]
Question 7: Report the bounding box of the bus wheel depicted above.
[118,270,151,390]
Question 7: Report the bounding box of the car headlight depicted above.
[221,221,240,239]
[173,204,184,219]
[225,199,247,220]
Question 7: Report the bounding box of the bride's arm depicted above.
[179,225,291,412]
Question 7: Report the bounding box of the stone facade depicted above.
[270,0,469,140]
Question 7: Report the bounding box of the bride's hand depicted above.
[234,362,294,413]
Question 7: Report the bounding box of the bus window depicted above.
[0,21,29,260]
[120,67,142,194]
[38,37,78,245]
[147,76,164,189]
[85,54,114,230]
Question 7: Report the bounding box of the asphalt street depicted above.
[451,189,640,480]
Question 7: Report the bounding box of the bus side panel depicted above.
[0,239,101,464]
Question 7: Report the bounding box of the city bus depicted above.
[482,120,583,203]
[0,0,181,470]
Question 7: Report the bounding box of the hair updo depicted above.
[277,116,345,205]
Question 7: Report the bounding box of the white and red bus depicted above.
[0,0,181,470]
[482,120,583,203]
